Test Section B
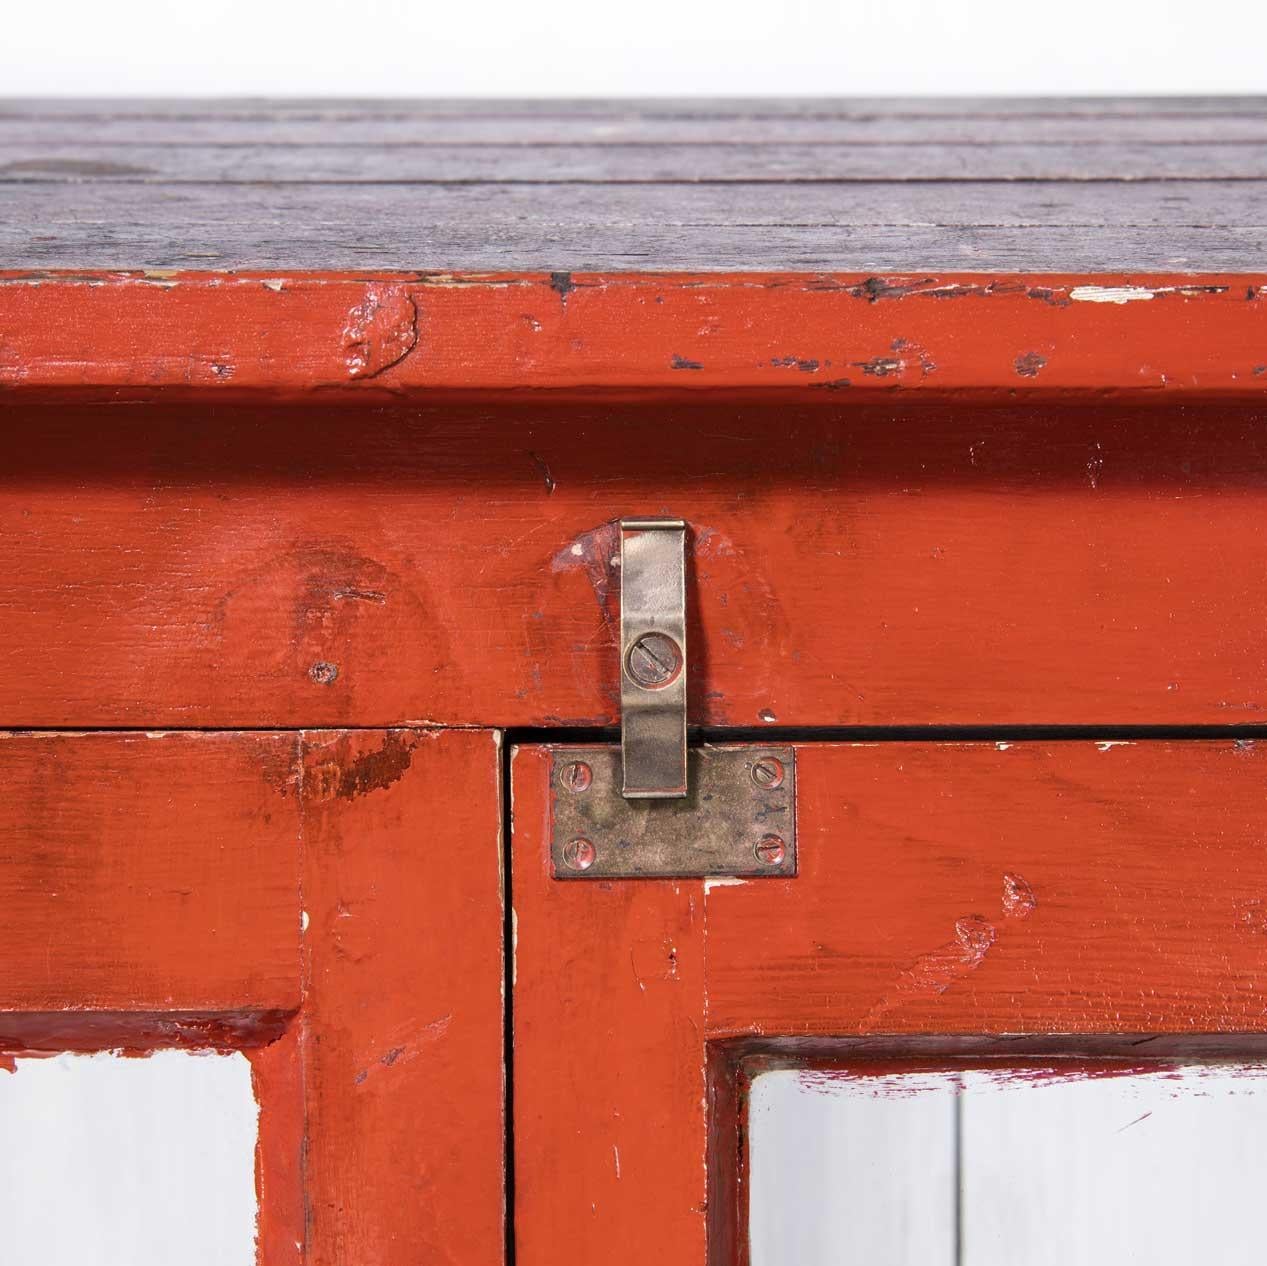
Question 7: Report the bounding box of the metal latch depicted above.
[548,517,797,880]
[619,518,688,798]
[551,745,797,879]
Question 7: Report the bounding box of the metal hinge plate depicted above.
[550,745,797,880]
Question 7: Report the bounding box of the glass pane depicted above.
[749,1064,1267,1266]
[0,1051,258,1266]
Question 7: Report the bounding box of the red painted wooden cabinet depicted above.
[3,98,1267,1265]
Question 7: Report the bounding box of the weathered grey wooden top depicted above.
[2,98,1265,272]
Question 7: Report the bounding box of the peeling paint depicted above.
[1002,872,1037,920]
[704,876,748,893]
[861,915,997,1030]
[342,284,419,379]
[552,521,620,621]
[1070,285,1158,304]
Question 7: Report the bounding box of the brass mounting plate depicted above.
[549,745,797,880]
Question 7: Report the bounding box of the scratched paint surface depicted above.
[512,739,1267,1266]
[0,729,505,1266]
[1,272,1266,393]
[6,395,1267,729]
[750,1064,1267,1265]
[703,741,1267,1035]
[0,1051,258,1266]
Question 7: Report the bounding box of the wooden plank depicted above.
[4,387,1267,727]
[511,743,709,1266]
[6,178,1265,231]
[2,272,1266,393]
[2,184,1265,271]
[4,96,1263,119]
[297,728,504,1266]
[13,179,1267,225]
[2,102,1265,146]
[0,732,301,1036]
[513,739,1267,1265]
[6,143,1267,183]
[705,742,1267,1034]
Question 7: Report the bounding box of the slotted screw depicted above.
[754,834,787,867]
[559,760,592,792]
[561,838,597,872]
[626,632,683,689]
[751,757,785,789]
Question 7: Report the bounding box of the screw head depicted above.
[625,632,683,689]
[561,837,597,871]
[754,834,787,867]
[751,756,785,789]
[559,760,593,792]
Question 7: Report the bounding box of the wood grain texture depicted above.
[0,732,302,1027]
[0,97,1263,271]
[2,272,1266,392]
[298,728,504,1266]
[0,729,506,1266]
[511,743,709,1266]
[704,741,1267,1034]
[4,97,1265,150]
[513,738,1267,1265]
[7,144,1267,182]
[3,188,1264,272]
[4,394,1267,728]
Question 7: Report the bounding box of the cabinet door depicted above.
[511,739,1267,1265]
[0,729,505,1266]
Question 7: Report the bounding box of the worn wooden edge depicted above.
[707,1044,749,1266]
[510,742,710,1266]
[0,1008,294,1056]
[296,728,505,1266]
[2,270,1266,395]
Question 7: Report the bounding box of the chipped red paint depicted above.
[5,259,1267,1266]
[340,283,418,379]
[296,729,504,1266]
[249,1030,304,1266]
[10,393,1267,730]
[781,1059,1225,1098]
[2,271,1266,395]
[0,729,504,1266]
[513,739,1267,1266]
[0,1010,292,1054]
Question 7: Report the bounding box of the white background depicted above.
[1,0,1264,97]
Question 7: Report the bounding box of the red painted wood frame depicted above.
[512,740,1267,1265]
[3,269,1267,1263]
[0,729,505,1265]
[4,272,1267,732]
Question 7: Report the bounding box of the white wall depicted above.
[1,0,1264,97]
